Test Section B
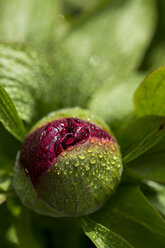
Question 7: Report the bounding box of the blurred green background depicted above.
[0,0,165,247]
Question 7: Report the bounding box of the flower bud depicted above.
[14,108,122,217]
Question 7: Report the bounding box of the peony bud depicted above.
[14,108,122,217]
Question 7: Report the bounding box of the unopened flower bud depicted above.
[14,108,122,217]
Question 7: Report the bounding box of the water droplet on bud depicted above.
[90,158,97,164]
[78,154,85,160]
[87,147,93,153]
[98,153,103,158]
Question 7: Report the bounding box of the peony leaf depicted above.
[89,73,144,133]
[0,84,26,141]
[134,66,165,117]
[125,137,165,183]
[91,185,165,248]
[54,0,155,107]
[81,217,133,248]
[0,0,66,52]
[0,41,58,123]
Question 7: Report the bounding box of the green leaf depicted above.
[14,207,42,248]
[81,217,133,248]
[91,185,165,248]
[134,66,165,117]
[126,137,165,183]
[0,0,67,53]
[0,125,19,204]
[0,123,21,162]
[123,118,165,164]
[122,165,144,183]
[54,0,155,107]
[6,224,19,246]
[0,152,13,176]
[143,181,165,217]
[35,217,88,248]
[62,0,110,24]
[115,115,165,183]
[117,115,163,156]
[89,73,144,133]
[0,193,6,204]
[62,0,101,15]
[0,162,14,204]
[0,41,58,123]
[0,84,26,141]
[0,203,15,247]
[139,2,165,71]
[0,172,12,192]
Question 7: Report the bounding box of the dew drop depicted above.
[90,158,96,164]
[98,153,103,158]
[87,147,93,153]
[78,154,85,160]
[101,162,106,167]
[117,164,121,168]
[81,171,85,176]
[105,145,109,151]
[94,144,99,149]
[94,185,97,190]
[61,151,67,157]
[85,165,90,171]
[67,146,73,151]
[98,141,102,146]
[113,154,117,160]
[101,139,106,144]
[89,55,100,67]
[74,162,79,167]
[111,145,115,151]
[90,137,96,144]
